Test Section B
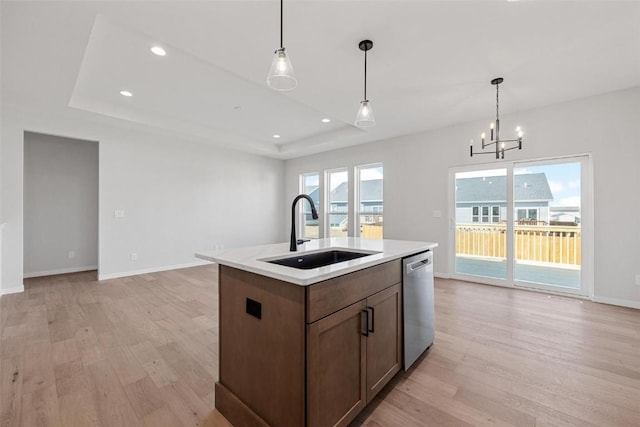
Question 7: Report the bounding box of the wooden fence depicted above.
[456,224,581,265]
[304,224,383,239]
[361,224,383,239]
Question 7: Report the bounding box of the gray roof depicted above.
[306,186,319,205]
[456,173,553,203]
[330,179,382,203]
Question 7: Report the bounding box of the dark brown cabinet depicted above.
[307,283,402,427]
[365,283,402,403]
[307,300,367,427]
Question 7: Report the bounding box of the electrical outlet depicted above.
[433,210,442,218]
[130,253,138,261]
[636,274,640,286]
[68,251,75,259]
[114,209,125,218]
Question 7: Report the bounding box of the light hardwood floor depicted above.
[2,266,639,426]
[1,266,220,427]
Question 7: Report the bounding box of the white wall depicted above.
[98,127,284,279]
[24,132,99,276]
[1,104,285,291]
[285,87,640,308]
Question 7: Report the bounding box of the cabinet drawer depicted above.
[306,260,401,323]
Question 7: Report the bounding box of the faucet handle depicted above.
[296,238,310,245]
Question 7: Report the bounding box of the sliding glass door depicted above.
[452,155,592,297]
[454,168,508,280]
[512,157,590,295]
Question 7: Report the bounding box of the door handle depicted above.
[368,307,375,333]
[361,310,369,337]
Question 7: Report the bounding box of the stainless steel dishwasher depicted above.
[403,250,435,370]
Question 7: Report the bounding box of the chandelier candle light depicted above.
[355,40,376,128]
[470,77,523,159]
[267,0,297,91]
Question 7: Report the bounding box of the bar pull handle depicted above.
[407,258,430,273]
[368,307,375,333]
[361,310,369,336]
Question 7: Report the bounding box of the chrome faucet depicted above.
[290,194,319,251]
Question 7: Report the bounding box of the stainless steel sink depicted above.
[265,249,378,270]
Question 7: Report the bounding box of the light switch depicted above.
[114,209,125,218]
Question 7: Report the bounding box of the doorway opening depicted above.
[23,132,99,279]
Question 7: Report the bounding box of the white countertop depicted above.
[195,237,437,286]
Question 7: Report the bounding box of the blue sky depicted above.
[518,163,581,207]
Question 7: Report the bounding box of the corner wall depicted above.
[284,87,640,308]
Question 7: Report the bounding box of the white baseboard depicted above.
[23,266,98,279]
[0,285,25,296]
[98,260,211,281]
[434,272,450,279]
[592,296,640,310]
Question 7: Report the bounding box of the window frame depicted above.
[299,172,320,239]
[325,168,350,238]
[355,163,384,239]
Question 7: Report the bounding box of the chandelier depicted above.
[470,77,523,159]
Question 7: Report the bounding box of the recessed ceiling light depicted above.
[151,46,166,56]
[321,118,331,123]
[272,134,281,139]
[120,90,133,97]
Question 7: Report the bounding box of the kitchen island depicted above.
[196,237,437,427]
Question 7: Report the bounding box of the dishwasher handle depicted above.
[405,254,432,274]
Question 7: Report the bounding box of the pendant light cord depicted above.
[280,0,284,48]
[364,49,368,101]
[496,82,500,122]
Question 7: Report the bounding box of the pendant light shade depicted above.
[355,40,375,128]
[267,0,297,91]
[267,48,297,91]
[355,100,376,128]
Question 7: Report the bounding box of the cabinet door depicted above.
[365,283,402,403]
[307,300,367,427]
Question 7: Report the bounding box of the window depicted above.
[481,206,490,223]
[471,205,500,223]
[517,208,538,221]
[300,173,319,238]
[327,169,349,237]
[492,206,500,223]
[300,163,383,239]
[357,164,383,239]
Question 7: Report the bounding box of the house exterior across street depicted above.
[455,173,554,224]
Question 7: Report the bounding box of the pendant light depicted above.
[469,77,523,159]
[267,0,297,91]
[355,40,375,128]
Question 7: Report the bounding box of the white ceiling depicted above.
[3,1,640,159]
